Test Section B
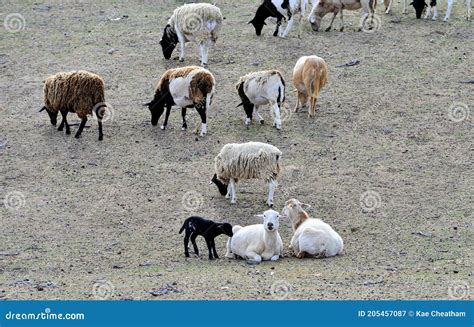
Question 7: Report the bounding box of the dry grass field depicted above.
[0,0,472,300]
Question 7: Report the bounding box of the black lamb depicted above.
[179,216,233,260]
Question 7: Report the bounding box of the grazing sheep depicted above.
[249,0,311,38]
[410,0,471,20]
[282,198,343,258]
[308,0,376,32]
[292,55,328,118]
[225,209,285,263]
[144,66,215,137]
[40,71,107,141]
[160,3,223,66]
[236,70,286,130]
[210,142,283,206]
[179,216,233,260]
[384,0,409,14]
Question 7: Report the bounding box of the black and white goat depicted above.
[411,0,471,20]
[144,66,215,136]
[179,216,233,260]
[249,0,311,38]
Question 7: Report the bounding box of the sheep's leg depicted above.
[403,0,408,14]
[178,34,185,62]
[359,12,369,31]
[161,104,172,130]
[467,0,472,21]
[225,184,231,199]
[444,0,453,21]
[230,178,237,204]
[274,16,283,36]
[95,106,104,141]
[270,254,280,261]
[205,239,214,260]
[58,109,70,135]
[294,92,300,113]
[281,13,294,38]
[254,105,264,124]
[385,0,393,14]
[272,102,282,130]
[245,252,262,264]
[199,43,209,67]
[326,12,337,32]
[244,104,253,127]
[225,237,234,258]
[424,6,432,19]
[181,107,187,130]
[190,233,199,256]
[183,231,191,257]
[267,178,277,207]
[432,5,438,20]
[208,239,219,259]
[75,117,87,139]
[195,105,207,136]
[339,10,344,31]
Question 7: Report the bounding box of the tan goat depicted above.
[292,55,328,118]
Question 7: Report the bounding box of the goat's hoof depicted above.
[74,134,81,139]
[98,135,103,141]
[259,120,264,124]
[325,27,331,32]
[181,127,187,131]
[230,200,237,205]
[179,58,184,62]
[58,126,63,131]
[340,27,344,32]
[65,130,71,135]
[160,125,166,130]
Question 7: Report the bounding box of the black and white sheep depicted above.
[236,70,286,130]
[159,3,223,66]
[144,66,215,137]
[40,71,108,141]
[179,216,233,260]
[249,0,311,38]
[210,142,283,206]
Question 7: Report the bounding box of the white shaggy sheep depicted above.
[283,198,343,258]
[160,3,223,66]
[236,70,286,130]
[225,209,285,263]
[210,142,282,206]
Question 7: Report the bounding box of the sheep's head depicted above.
[159,24,178,60]
[218,223,233,237]
[144,96,164,126]
[39,106,58,126]
[256,209,286,232]
[248,18,266,36]
[210,174,228,196]
[410,0,427,19]
[282,198,311,230]
[308,3,329,32]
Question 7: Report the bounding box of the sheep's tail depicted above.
[179,222,186,234]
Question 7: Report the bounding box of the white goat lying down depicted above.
[283,198,343,258]
[225,209,285,263]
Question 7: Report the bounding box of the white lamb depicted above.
[283,198,343,258]
[159,3,223,66]
[225,209,285,263]
[210,142,282,206]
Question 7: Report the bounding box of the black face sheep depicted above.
[144,66,215,137]
[160,3,223,66]
[40,71,108,141]
[179,216,233,260]
[210,142,283,207]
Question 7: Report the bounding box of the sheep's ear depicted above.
[236,102,243,107]
[255,214,264,219]
[143,102,151,106]
[39,106,46,112]
[159,39,162,45]
[301,203,311,209]
[248,20,253,24]
[279,215,288,219]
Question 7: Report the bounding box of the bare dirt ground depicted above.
[0,0,472,300]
